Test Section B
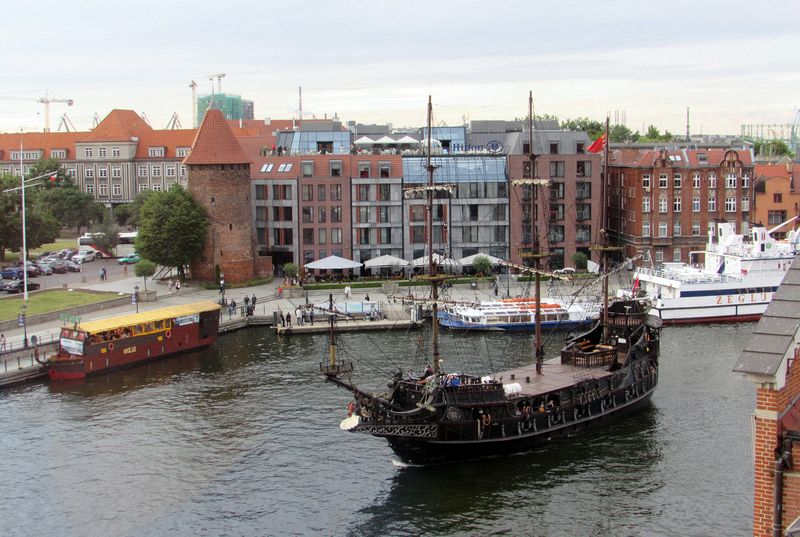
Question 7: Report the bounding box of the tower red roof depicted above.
[184,109,251,165]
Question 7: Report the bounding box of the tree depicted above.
[0,174,60,259]
[283,263,299,280]
[87,220,120,255]
[113,203,133,228]
[124,191,155,228]
[134,259,156,290]
[572,252,588,270]
[473,255,492,276]
[136,184,208,280]
[36,185,105,234]
[754,140,792,158]
[28,158,71,190]
[609,124,636,143]
[561,117,604,139]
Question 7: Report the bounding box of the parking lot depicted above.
[0,257,132,294]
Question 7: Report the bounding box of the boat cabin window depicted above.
[60,329,86,341]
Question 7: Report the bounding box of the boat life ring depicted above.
[108,342,114,351]
[347,401,356,417]
[165,330,172,339]
[481,413,492,427]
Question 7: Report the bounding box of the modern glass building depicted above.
[275,130,352,155]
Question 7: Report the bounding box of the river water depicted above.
[0,323,754,537]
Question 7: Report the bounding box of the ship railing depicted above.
[635,266,737,284]
[607,311,645,328]
[320,360,354,377]
[561,345,616,368]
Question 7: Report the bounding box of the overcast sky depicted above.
[2,0,798,136]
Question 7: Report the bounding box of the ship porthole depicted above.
[165,330,172,339]
[108,342,114,351]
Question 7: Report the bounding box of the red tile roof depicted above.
[80,109,153,142]
[184,109,251,165]
[610,147,754,167]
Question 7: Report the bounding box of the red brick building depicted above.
[185,109,272,283]
[608,147,755,265]
[735,261,800,536]
[753,162,800,236]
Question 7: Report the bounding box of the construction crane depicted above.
[208,73,226,94]
[56,114,77,132]
[791,109,800,153]
[0,91,74,132]
[190,80,198,128]
[165,112,182,130]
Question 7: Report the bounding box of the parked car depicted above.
[58,248,77,260]
[0,267,24,280]
[48,260,68,274]
[72,250,96,264]
[63,260,82,272]
[118,253,140,264]
[35,263,53,276]
[4,280,40,293]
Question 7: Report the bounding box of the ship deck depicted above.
[490,358,614,397]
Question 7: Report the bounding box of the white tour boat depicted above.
[632,222,798,324]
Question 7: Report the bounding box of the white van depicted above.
[72,249,97,264]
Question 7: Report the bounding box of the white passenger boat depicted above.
[633,222,798,324]
[437,297,598,331]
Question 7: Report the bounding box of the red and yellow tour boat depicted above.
[46,301,221,380]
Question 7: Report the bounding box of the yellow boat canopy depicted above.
[76,300,221,334]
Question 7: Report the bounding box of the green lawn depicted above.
[0,289,121,322]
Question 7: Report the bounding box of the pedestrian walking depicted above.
[286,313,292,327]
[309,308,314,325]
[169,280,175,292]
[280,312,286,327]
[0,333,6,352]
[344,285,351,300]
[123,264,128,277]
[251,294,257,307]
[365,293,370,302]
[176,280,181,292]
[244,295,250,309]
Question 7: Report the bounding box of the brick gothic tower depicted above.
[184,109,260,283]
[735,257,800,537]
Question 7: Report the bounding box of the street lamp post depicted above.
[219,273,225,305]
[133,285,139,313]
[19,302,28,348]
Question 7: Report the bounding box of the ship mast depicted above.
[426,95,441,374]
[529,92,545,374]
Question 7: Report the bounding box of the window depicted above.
[176,147,190,157]
[576,182,591,199]
[302,207,314,223]
[272,206,293,221]
[112,166,121,178]
[138,165,147,177]
[709,173,717,188]
[330,161,342,177]
[318,229,327,244]
[260,163,274,173]
[51,149,66,159]
[302,161,313,177]
[673,249,682,262]
[693,173,701,188]
[411,226,425,243]
[708,196,716,211]
[85,147,93,158]
[318,207,326,223]
[769,210,788,225]
[255,185,267,200]
[358,206,371,223]
[577,161,592,177]
[743,174,750,188]
[642,174,651,190]
[358,184,370,201]
[138,184,148,193]
[151,166,161,177]
[655,250,664,263]
[112,184,122,196]
[659,196,668,213]
[302,185,313,201]
[742,196,750,212]
[659,174,668,189]
[358,228,371,245]
[330,184,341,201]
[148,147,165,157]
[576,204,591,221]
[166,166,176,177]
[378,184,390,201]
[774,193,783,203]
[85,168,95,178]
[642,221,650,237]
[493,204,506,220]
[468,205,479,221]
[411,205,425,222]
[673,222,681,236]
[180,165,187,177]
[550,181,565,199]
[692,197,700,212]
[379,162,390,178]
[725,174,737,189]
[549,161,565,177]
[67,168,76,178]
[277,163,293,172]
[642,197,651,213]
[98,167,108,179]
[673,196,682,212]
[99,184,108,196]
[331,228,342,244]
[549,143,559,154]
[725,197,736,212]
[549,226,565,243]
[331,206,342,223]
[673,173,682,189]
[152,184,162,192]
[658,222,668,237]
[379,206,390,223]
[85,184,95,194]
[380,228,392,243]
[112,146,120,157]
[303,228,314,245]
[359,163,370,178]
[98,147,107,158]
[692,222,700,236]
[576,225,591,243]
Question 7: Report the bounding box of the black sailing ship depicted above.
[321,95,661,465]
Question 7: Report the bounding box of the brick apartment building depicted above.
[608,146,755,265]
[753,162,800,237]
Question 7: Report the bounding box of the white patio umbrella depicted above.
[374,135,397,144]
[395,135,420,145]
[354,136,375,145]
[457,253,505,266]
[363,254,411,268]
[304,255,362,270]
[412,253,461,270]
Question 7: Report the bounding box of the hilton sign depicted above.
[450,140,505,154]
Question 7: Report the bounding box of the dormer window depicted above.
[148,147,165,158]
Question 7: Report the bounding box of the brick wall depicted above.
[188,163,260,283]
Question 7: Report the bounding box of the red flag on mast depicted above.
[587,133,606,153]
